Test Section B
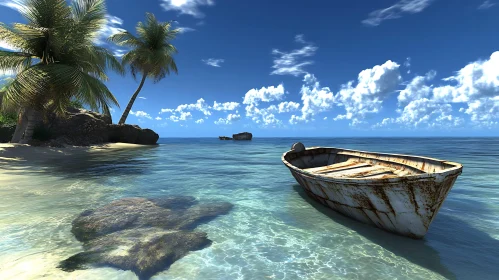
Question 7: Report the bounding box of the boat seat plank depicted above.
[325,165,397,178]
[303,160,369,174]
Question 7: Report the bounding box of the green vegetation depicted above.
[0,0,124,143]
[0,0,177,144]
[110,13,179,125]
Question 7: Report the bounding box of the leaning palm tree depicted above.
[109,13,178,125]
[0,0,123,143]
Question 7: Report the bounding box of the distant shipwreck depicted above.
[219,132,252,141]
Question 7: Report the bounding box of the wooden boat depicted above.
[282,142,463,238]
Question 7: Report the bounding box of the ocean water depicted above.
[1,138,498,280]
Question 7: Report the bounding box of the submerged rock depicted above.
[59,228,211,280]
[61,196,233,279]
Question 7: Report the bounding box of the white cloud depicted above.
[214,113,241,125]
[379,51,499,128]
[0,0,23,12]
[295,34,306,44]
[212,101,239,111]
[243,84,285,105]
[178,27,196,33]
[130,110,152,119]
[202,58,224,67]
[245,104,282,126]
[161,0,214,18]
[160,108,175,114]
[155,116,162,120]
[324,117,328,120]
[96,15,125,45]
[334,60,401,125]
[138,97,147,100]
[113,48,127,57]
[271,35,318,76]
[277,101,300,113]
[478,0,496,9]
[176,98,212,115]
[195,118,204,124]
[375,98,464,129]
[397,70,435,104]
[362,0,434,26]
[290,74,335,124]
[169,111,192,122]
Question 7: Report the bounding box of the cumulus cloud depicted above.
[397,70,435,104]
[334,60,401,124]
[174,98,212,116]
[214,113,241,125]
[376,98,463,128]
[202,58,224,67]
[277,101,300,113]
[161,0,214,18]
[271,35,318,76]
[290,74,335,124]
[195,118,204,124]
[212,101,239,111]
[245,104,282,126]
[378,51,499,128]
[138,97,147,100]
[130,110,152,119]
[243,84,285,105]
[169,111,192,122]
[362,0,434,26]
[155,116,162,120]
[478,0,496,9]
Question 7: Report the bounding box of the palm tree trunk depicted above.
[10,108,28,143]
[19,108,37,144]
[118,73,147,125]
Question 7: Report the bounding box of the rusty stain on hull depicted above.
[282,145,463,239]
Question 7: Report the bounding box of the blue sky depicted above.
[1,0,499,137]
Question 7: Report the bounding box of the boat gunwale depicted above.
[281,146,463,183]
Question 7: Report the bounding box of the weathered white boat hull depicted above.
[282,146,463,238]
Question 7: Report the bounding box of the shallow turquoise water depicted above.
[1,138,498,279]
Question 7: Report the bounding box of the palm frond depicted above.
[0,51,33,73]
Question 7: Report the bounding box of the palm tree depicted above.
[109,13,178,125]
[0,0,123,143]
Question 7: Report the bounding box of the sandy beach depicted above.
[0,143,149,161]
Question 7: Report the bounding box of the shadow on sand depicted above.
[0,145,159,179]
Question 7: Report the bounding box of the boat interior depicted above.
[284,148,458,179]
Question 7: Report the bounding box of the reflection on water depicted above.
[0,138,498,279]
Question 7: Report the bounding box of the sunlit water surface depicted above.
[1,138,498,280]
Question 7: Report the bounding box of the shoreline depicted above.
[0,142,153,164]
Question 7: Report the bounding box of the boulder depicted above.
[108,124,159,145]
[0,124,15,143]
[49,108,110,146]
[61,196,233,279]
[233,132,252,140]
[59,228,211,280]
[37,108,160,146]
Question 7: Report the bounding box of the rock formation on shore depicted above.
[0,108,159,146]
[59,196,233,279]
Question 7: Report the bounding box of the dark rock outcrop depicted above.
[0,124,15,143]
[39,108,159,146]
[49,108,110,146]
[59,196,233,279]
[233,132,252,140]
[219,136,232,140]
